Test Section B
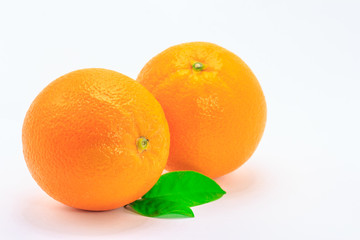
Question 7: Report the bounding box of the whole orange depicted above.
[22,68,170,211]
[137,42,266,178]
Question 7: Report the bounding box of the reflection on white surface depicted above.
[20,194,148,236]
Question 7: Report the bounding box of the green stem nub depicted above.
[136,137,149,153]
[192,62,205,71]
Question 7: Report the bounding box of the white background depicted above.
[1,0,359,239]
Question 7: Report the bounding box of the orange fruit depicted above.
[137,42,266,178]
[22,68,170,211]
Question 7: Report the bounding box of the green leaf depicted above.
[128,199,194,218]
[142,171,226,207]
